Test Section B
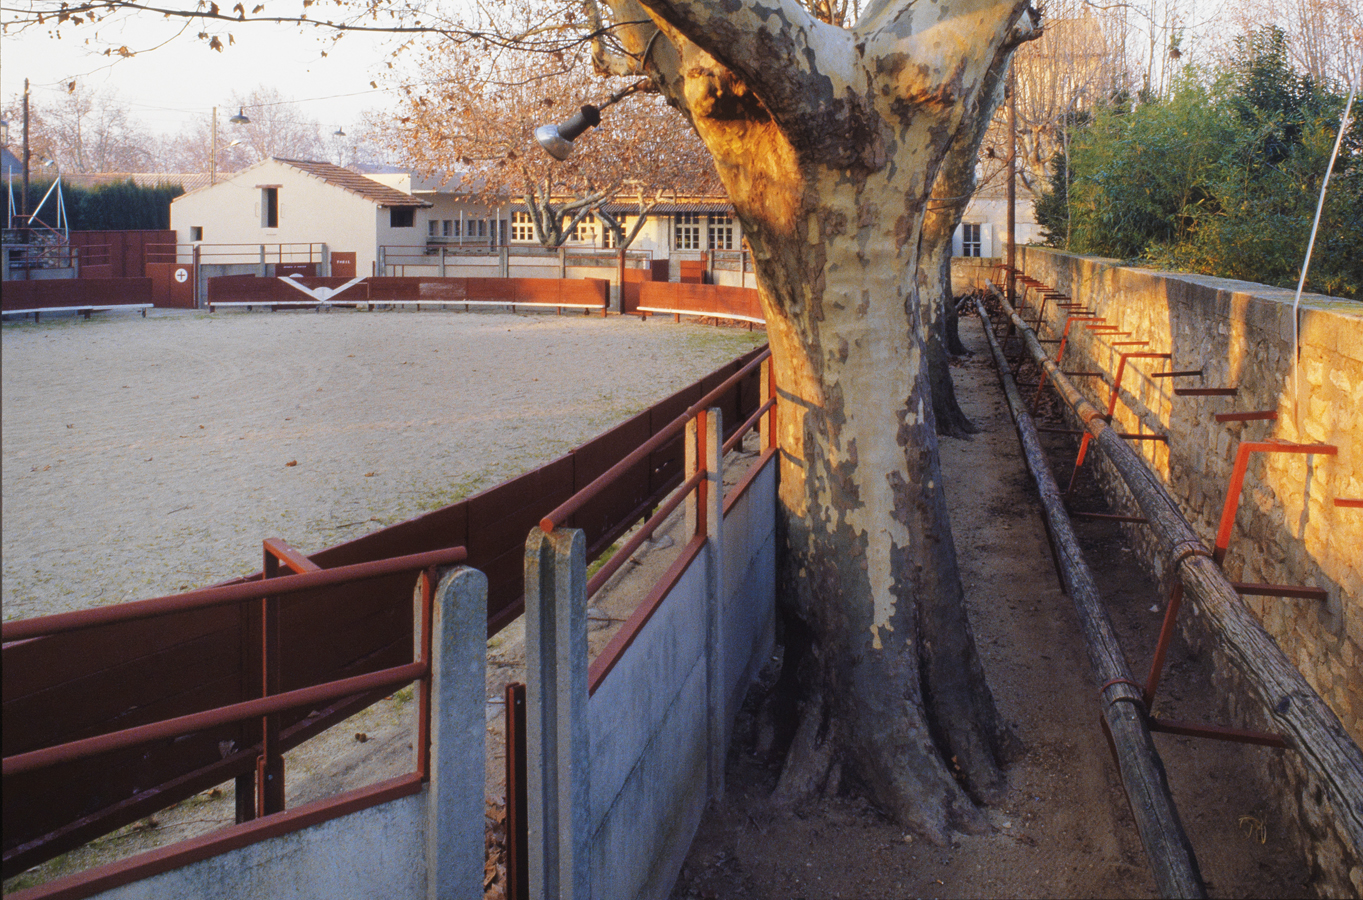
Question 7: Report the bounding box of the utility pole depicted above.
[210,107,218,186]
[22,79,31,223]
[1006,65,1017,306]
[22,78,31,280]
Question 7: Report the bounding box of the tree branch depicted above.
[628,0,850,123]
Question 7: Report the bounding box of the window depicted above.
[603,215,629,249]
[961,222,982,257]
[571,215,595,244]
[391,208,415,228]
[708,214,733,250]
[428,219,440,238]
[190,226,203,242]
[444,220,456,238]
[261,188,278,228]
[675,212,701,250]
[511,211,535,242]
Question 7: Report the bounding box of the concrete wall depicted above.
[93,794,429,900]
[1018,246,1363,894]
[585,458,777,900]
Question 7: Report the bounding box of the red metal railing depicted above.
[2,545,463,878]
[536,346,777,696]
[2,344,769,885]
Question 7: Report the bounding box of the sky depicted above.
[1,11,407,138]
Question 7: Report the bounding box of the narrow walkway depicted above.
[672,311,1310,899]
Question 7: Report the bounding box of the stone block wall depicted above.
[1018,246,1363,895]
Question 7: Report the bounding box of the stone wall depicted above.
[1018,246,1363,896]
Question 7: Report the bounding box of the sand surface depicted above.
[2,307,765,620]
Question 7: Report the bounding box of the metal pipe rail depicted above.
[3,661,427,778]
[2,545,468,643]
[539,347,772,533]
[976,296,1205,898]
[986,281,1363,861]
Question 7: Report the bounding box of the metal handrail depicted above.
[3,661,425,777]
[2,545,467,642]
[540,347,772,533]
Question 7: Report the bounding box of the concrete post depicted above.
[525,527,590,900]
[321,243,330,277]
[258,245,267,278]
[701,409,725,798]
[377,246,386,277]
[499,245,509,278]
[425,566,488,900]
[685,409,726,797]
[439,247,446,279]
[192,244,203,310]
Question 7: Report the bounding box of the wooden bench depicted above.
[361,299,605,315]
[207,301,364,312]
[2,304,153,323]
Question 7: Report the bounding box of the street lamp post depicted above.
[210,107,250,185]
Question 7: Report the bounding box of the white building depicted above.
[171,156,1028,279]
[952,184,1043,259]
[171,158,447,276]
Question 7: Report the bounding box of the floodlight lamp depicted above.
[535,105,601,161]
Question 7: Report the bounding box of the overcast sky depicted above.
[1,13,404,137]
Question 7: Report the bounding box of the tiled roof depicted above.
[599,200,734,215]
[275,158,431,208]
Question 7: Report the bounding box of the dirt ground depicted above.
[670,308,1313,900]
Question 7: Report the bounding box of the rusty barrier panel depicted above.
[1,345,764,878]
[204,276,610,310]
[1,278,155,312]
[621,268,654,316]
[638,282,763,324]
[207,276,370,305]
[69,231,174,279]
[679,260,707,284]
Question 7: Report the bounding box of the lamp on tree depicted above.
[534,105,601,161]
[229,108,251,125]
[534,81,650,161]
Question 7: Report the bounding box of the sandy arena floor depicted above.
[1,307,766,621]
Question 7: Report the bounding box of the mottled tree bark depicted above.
[600,0,1036,841]
[919,39,1015,438]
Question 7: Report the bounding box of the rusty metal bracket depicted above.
[1215,411,1278,423]
[1214,440,1338,565]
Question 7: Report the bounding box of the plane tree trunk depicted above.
[601,0,1036,841]
[918,38,1016,438]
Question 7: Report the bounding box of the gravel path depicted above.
[2,308,766,621]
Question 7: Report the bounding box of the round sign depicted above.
[174,268,189,284]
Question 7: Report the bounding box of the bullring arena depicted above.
[1,307,764,621]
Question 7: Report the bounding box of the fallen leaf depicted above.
[354,732,368,743]
[285,460,298,467]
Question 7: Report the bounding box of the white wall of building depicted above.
[953,194,1043,259]
[171,160,425,275]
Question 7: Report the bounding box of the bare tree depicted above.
[1227,0,1363,89]
[382,22,717,248]
[12,82,159,172]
